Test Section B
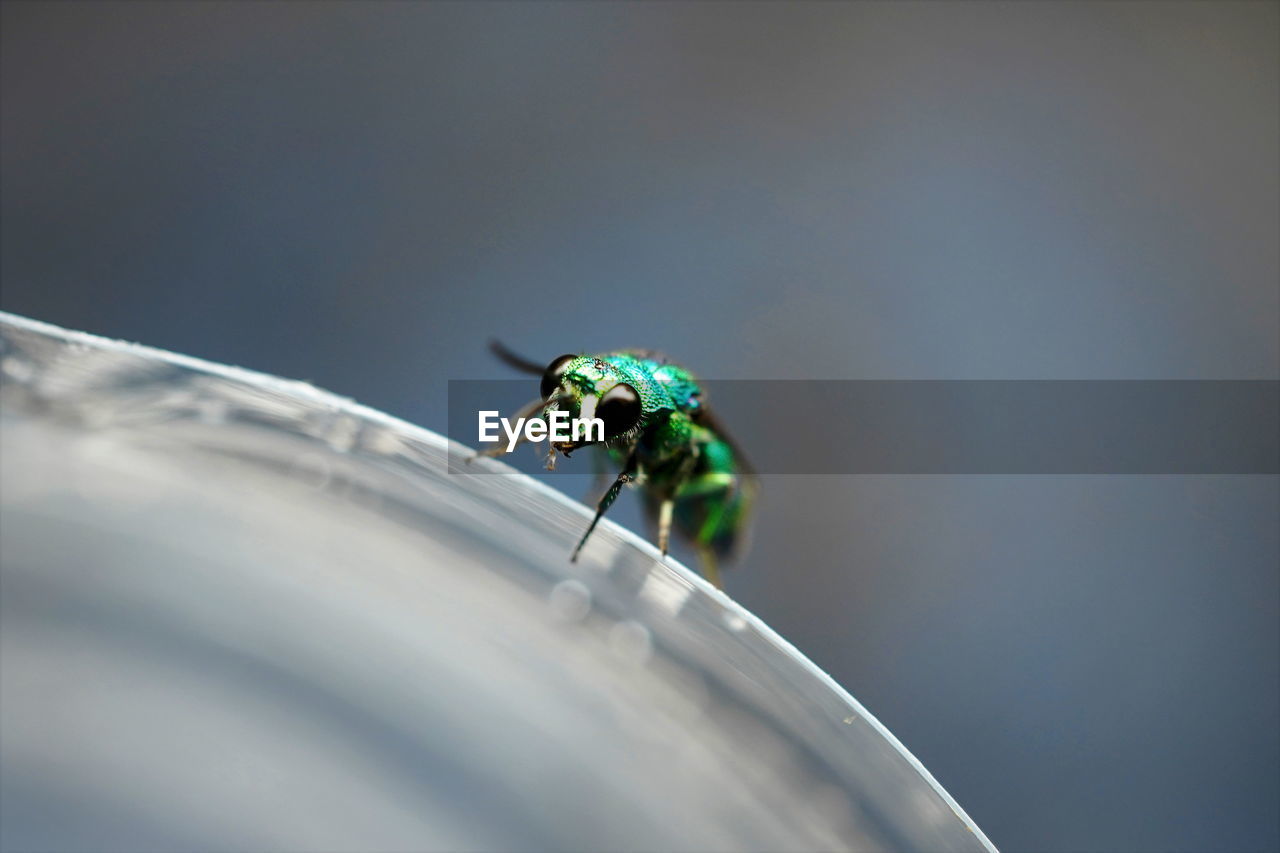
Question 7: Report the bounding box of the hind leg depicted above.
[670,472,740,585]
[695,546,724,590]
[656,498,674,557]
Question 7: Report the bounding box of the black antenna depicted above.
[488,339,545,375]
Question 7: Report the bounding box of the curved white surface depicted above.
[0,311,996,852]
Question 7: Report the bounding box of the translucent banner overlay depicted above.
[448,380,1278,475]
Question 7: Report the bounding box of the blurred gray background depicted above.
[2,2,1276,851]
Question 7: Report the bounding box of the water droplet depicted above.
[548,579,592,622]
[325,414,360,453]
[1,356,34,384]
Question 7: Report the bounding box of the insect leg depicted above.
[657,498,674,557]
[473,440,524,460]
[673,472,736,541]
[675,471,735,498]
[571,452,638,562]
[696,495,731,543]
[468,396,546,461]
[675,471,753,585]
[696,546,724,590]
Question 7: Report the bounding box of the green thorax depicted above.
[559,352,704,429]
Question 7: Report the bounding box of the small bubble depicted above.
[722,611,749,633]
[362,427,402,456]
[325,415,360,453]
[548,579,592,623]
[1,356,34,384]
[608,620,653,665]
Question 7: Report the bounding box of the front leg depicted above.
[571,451,638,562]
[467,396,546,462]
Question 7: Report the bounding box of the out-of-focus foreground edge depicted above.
[0,310,998,851]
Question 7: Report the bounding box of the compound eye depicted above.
[597,383,641,438]
[540,354,577,399]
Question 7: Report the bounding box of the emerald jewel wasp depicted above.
[475,341,757,588]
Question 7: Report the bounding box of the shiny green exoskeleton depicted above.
[480,341,756,588]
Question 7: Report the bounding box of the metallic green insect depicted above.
[478,341,757,588]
